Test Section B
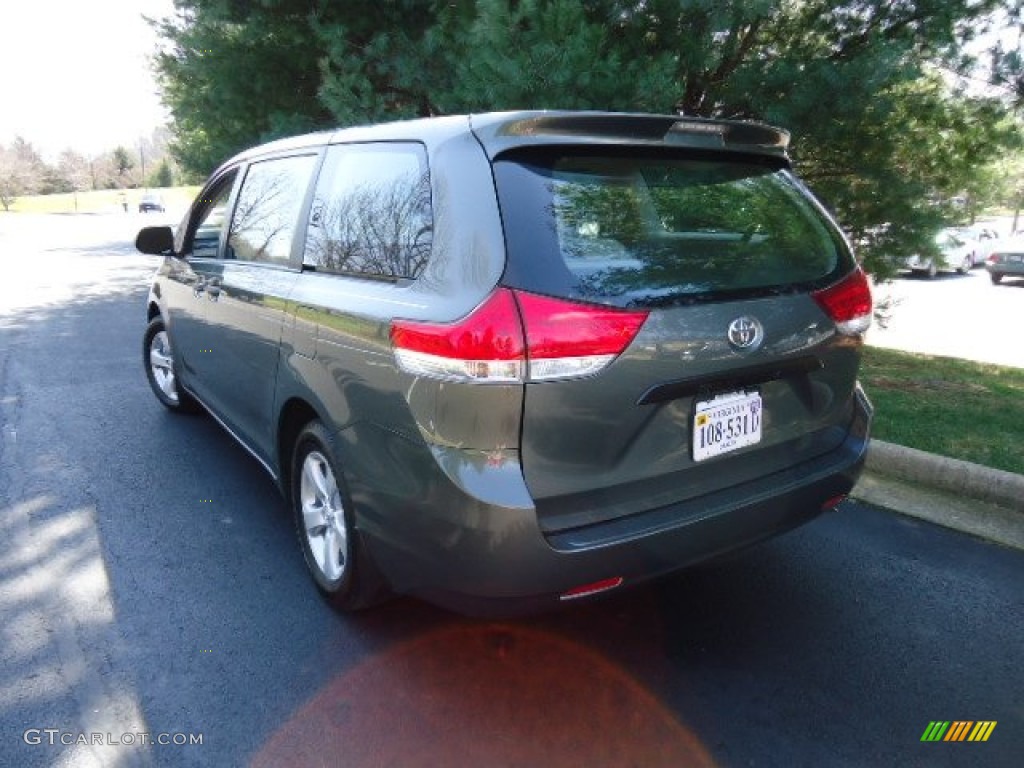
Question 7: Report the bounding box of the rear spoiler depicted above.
[469,111,790,160]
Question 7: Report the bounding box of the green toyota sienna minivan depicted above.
[137,111,873,614]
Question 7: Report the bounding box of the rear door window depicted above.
[494,150,853,306]
[227,154,318,265]
[303,142,432,280]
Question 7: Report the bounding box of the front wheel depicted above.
[956,255,971,274]
[292,421,388,611]
[143,318,198,412]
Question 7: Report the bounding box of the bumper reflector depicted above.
[559,577,624,601]
[821,494,847,511]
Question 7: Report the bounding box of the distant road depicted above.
[0,211,177,315]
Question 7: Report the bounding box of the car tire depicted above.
[144,318,199,412]
[990,272,1003,285]
[291,420,389,611]
[957,255,971,274]
[925,261,937,278]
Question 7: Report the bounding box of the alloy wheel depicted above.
[299,450,348,582]
[149,330,179,404]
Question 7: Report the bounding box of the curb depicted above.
[864,440,1024,514]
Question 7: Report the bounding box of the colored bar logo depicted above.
[921,721,997,742]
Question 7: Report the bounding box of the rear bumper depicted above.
[351,386,872,616]
[986,260,1024,276]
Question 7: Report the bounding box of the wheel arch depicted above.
[277,397,322,497]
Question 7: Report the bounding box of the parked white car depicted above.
[955,225,1000,263]
[905,229,976,277]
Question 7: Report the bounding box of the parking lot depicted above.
[869,264,1024,368]
[1,213,1022,767]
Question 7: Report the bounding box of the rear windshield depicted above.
[493,149,853,307]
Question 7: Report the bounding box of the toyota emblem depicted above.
[727,316,764,351]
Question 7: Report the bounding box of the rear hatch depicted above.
[489,137,870,535]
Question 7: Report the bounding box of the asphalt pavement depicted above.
[1,213,1022,767]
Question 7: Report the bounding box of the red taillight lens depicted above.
[812,268,872,336]
[390,289,525,382]
[390,288,649,382]
[516,291,649,381]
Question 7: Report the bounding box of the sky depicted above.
[0,0,175,160]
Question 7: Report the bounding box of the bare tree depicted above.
[54,149,93,211]
[56,150,91,191]
[0,138,45,211]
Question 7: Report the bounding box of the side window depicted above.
[304,143,432,279]
[227,154,318,265]
[187,172,237,259]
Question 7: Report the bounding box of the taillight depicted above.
[516,291,649,380]
[390,289,525,382]
[987,253,999,264]
[812,268,872,336]
[390,288,649,383]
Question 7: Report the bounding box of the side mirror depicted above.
[136,226,175,256]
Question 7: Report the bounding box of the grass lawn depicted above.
[9,186,201,214]
[860,346,1024,475]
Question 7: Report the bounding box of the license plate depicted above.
[693,390,763,462]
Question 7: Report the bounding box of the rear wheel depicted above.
[143,318,199,412]
[292,420,388,611]
[956,255,971,274]
[990,272,1003,284]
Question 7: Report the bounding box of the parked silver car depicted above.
[136,112,873,614]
